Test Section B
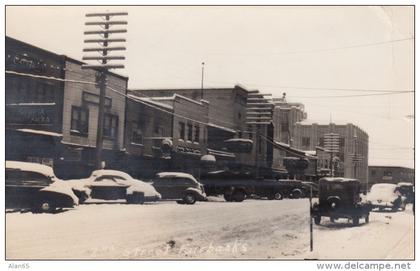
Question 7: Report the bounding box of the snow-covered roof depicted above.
[15,128,62,137]
[6,161,56,177]
[156,172,196,180]
[397,182,413,187]
[128,94,174,110]
[91,169,133,180]
[319,177,359,183]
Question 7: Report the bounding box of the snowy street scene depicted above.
[6,199,414,259]
[4,5,414,266]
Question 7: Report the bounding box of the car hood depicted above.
[40,181,79,204]
[367,190,398,202]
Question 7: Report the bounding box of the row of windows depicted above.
[179,122,200,143]
[301,136,346,148]
[70,106,119,139]
[6,77,56,103]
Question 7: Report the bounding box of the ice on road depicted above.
[6,199,414,259]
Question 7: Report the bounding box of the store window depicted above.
[71,106,89,136]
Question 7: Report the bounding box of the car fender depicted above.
[185,187,207,198]
[39,185,79,205]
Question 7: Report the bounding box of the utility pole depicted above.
[82,11,127,169]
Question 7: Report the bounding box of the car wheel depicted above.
[365,215,370,224]
[314,216,321,225]
[183,193,196,205]
[352,216,360,226]
[33,200,55,213]
[274,192,283,200]
[224,193,233,202]
[232,190,246,202]
[401,203,406,211]
[292,189,303,199]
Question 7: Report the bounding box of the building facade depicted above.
[271,95,307,171]
[6,36,129,179]
[293,122,369,182]
[133,86,275,178]
[368,166,414,186]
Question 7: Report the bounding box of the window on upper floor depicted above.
[131,122,143,145]
[103,114,118,139]
[302,137,310,147]
[194,125,200,143]
[71,106,89,136]
[187,123,193,141]
[179,122,185,140]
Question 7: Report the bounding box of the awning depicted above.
[13,128,62,137]
[272,140,316,159]
[207,148,236,159]
[207,122,236,133]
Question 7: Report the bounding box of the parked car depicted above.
[301,181,319,198]
[311,177,371,226]
[367,183,406,211]
[151,172,207,204]
[69,169,161,204]
[6,161,79,213]
[396,182,414,204]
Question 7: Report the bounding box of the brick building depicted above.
[293,122,369,183]
[132,86,275,177]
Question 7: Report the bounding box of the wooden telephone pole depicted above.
[82,11,127,169]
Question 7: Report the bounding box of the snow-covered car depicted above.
[152,172,207,204]
[367,183,406,211]
[6,161,79,213]
[68,169,161,204]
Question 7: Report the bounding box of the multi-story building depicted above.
[132,86,275,178]
[5,36,128,179]
[124,92,210,178]
[293,122,369,183]
[368,166,414,186]
[271,94,307,171]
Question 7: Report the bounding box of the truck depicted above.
[200,170,308,202]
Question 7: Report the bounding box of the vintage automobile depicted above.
[6,161,79,213]
[151,172,207,204]
[68,169,161,204]
[396,182,414,204]
[311,177,371,226]
[367,183,406,211]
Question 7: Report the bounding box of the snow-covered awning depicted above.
[14,128,62,137]
[207,148,236,159]
[272,140,316,159]
[207,122,236,133]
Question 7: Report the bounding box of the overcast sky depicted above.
[5,6,414,168]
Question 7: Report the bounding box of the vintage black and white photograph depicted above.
[4,5,415,262]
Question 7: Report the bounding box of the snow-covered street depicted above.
[6,199,414,260]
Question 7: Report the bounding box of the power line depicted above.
[293,91,413,99]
